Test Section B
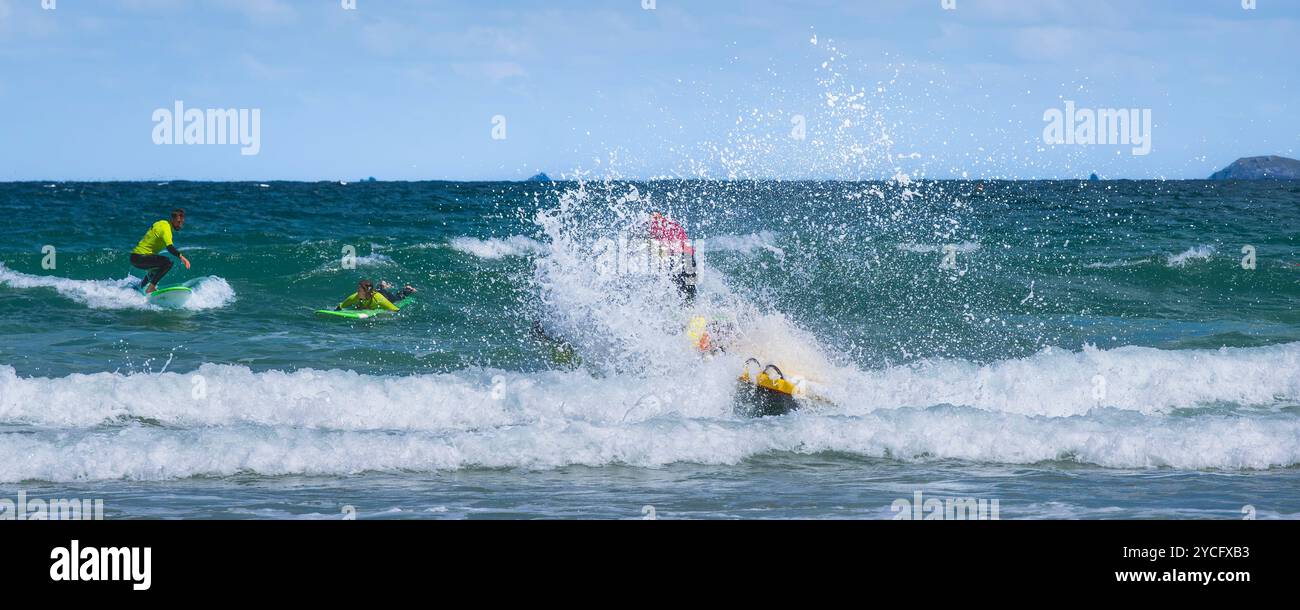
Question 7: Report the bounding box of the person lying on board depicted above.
[130,208,191,295]
[335,279,400,311]
[376,280,417,303]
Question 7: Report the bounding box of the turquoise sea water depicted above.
[1,180,1298,518]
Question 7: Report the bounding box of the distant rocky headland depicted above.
[1209,156,1300,180]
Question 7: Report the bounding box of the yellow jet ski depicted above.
[686,315,827,417]
[736,358,802,417]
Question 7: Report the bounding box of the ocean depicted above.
[1,179,1297,519]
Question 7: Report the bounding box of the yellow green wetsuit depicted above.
[338,291,399,311]
[129,220,182,288]
[132,220,177,256]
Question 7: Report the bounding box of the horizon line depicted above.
[1,177,1280,185]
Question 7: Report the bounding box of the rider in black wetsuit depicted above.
[376,280,417,303]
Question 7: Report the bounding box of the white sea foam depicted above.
[823,342,1300,417]
[449,236,547,259]
[1085,258,1148,269]
[0,263,234,311]
[352,253,394,267]
[297,251,395,280]
[1166,245,1216,267]
[1,342,1297,481]
[1,401,1297,482]
[897,241,981,254]
[698,231,785,258]
[7,343,1291,429]
[181,276,237,310]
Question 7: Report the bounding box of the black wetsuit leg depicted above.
[380,287,415,302]
[130,253,173,288]
[673,253,698,304]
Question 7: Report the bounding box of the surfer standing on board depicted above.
[645,212,730,353]
[645,211,698,304]
[130,208,190,295]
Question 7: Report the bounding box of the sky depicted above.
[0,0,1296,181]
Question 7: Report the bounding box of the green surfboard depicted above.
[315,297,413,320]
[146,285,193,309]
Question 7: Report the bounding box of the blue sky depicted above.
[0,0,1295,180]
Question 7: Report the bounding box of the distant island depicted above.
[526,172,552,182]
[1209,155,1300,180]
